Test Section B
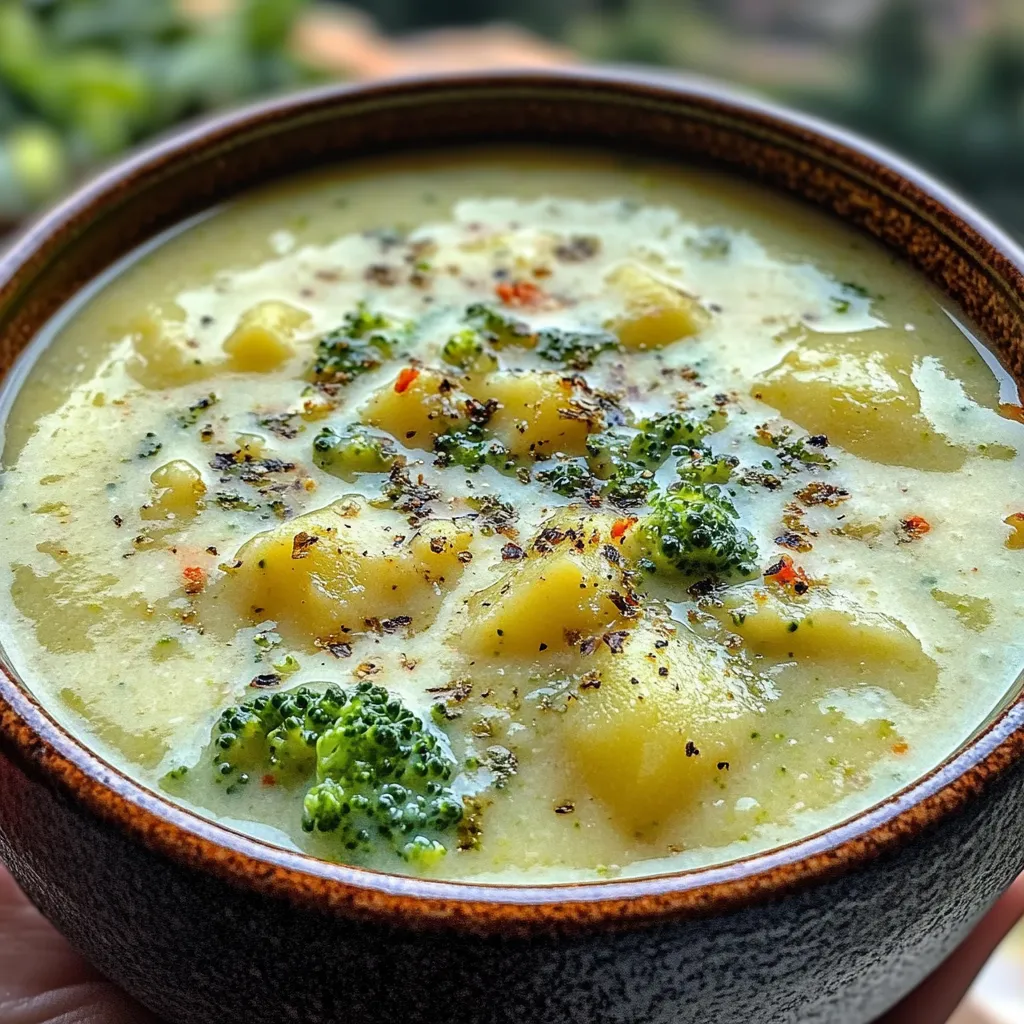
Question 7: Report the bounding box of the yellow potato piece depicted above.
[472,370,600,458]
[140,460,206,522]
[361,368,471,450]
[565,623,744,834]
[717,591,937,704]
[212,499,472,643]
[606,262,708,349]
[463,511,635,656]
[125,308,220,389]
[754,334,964,470]
[222,301,310,372]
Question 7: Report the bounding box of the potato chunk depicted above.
[564,623,745,834]
[463,511,636,656]
[754,333,964,470]
[606,262,708,349]
[361,368,471,450]
[140,460,206,521]
[222,301,310,372]
[716,591,937,704]
[212,499,472,643]
[126,308,220,389]
[472,370,601,458]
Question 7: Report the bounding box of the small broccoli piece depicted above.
[465,303,536,348]
[311,304,410,384]
[434,425,517,474]
[585,429,632,480]
[585,429,655,508]
[442,329,499,373]
[603,466,655,507]
[536,326,619,370]
[628,411,714,469]
[676,448,739,487]
[312,424,397,480]
[302,683,463,865]
[633,486,758,580]
[535,457,597,497]
[212,685,350,782]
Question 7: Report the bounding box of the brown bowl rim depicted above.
[1,67,1024,935]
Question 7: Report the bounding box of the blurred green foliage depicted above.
[795,0,1024,239]
[0,0,315,220]
[561,0,1024,237]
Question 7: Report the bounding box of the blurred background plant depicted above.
[3,0,1024,240]
[0,0,318,219]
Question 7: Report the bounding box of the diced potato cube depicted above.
[222,301,310,372]
[211,499,472,643]
[141,460,206,521]
[564,623,745,834]
[126,308,219,389]
[471,370,600,458]
[606,262,709,349]
[754,333,965,470]
[463,511,635,656]
[361,368,471,449]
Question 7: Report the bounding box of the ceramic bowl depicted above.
[1,69,1023,1024]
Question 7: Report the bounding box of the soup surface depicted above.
[1,150,1023,882]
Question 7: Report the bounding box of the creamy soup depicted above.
[1,149,1023,882]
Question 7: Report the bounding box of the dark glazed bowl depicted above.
[1,69,1024,1024]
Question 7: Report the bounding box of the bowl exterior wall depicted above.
[2,745,1023,1024]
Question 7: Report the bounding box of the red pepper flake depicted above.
[610,516,637,541]
[261,774,277,787]
[899,515,931,541]
[891,741,909,756]
[394,367,420,393]
[495,280,545,307]
[182,565,206,595]
[763,554,809,590]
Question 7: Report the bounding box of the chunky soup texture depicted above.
[1,151,1023,881]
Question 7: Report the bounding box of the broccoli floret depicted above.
[464,303,536,348]
[442,329,499,373]
[633,486,758,580]
[206,683,464,867]
[535,457,597,497]
[434,424,517,474]
[212,685,350,783]
[628,411,715,469]
[676,448,739,487]
[311,304,410,384]
[312,424,397,480]
[536,326,619,370]
[302,683,463,865]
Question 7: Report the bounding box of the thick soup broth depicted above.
[1,149,1022,882]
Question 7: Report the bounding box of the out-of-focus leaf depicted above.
[241,0,305,52]
[7,121,68,200]
[0,84,23,130]
[157,30,258,113]
[49,0,184,48]
[0,136,30,220]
